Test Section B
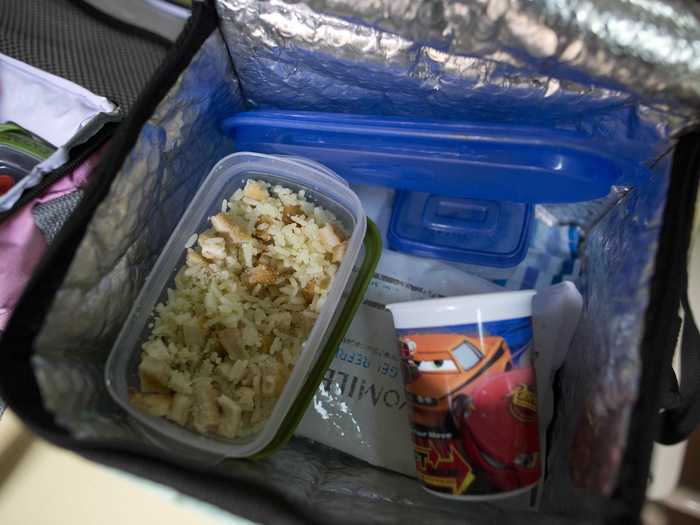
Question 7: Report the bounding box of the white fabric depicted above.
[0,54,120,211]
[0,53,117,147]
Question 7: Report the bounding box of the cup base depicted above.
[422,480,540,502]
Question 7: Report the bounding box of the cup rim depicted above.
[386,289,536,329]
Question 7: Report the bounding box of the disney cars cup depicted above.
[387,290,541,499]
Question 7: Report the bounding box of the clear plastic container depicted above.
[0,144,41,194]
[105,152,376,461]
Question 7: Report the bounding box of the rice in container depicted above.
[106,152,380,462]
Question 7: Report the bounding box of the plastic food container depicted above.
[0,123,54,195]
[106,152,381,461]
[388,192,533,268]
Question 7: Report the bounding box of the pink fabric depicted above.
[0,148,104,330]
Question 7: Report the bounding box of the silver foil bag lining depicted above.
[306,0,700,108]
[217,0,700,144]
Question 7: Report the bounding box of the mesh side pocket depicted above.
[0,0,169,111]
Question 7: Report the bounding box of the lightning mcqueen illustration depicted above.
[401,334,540,491]
[399,333,512,428]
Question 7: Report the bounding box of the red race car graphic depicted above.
[414,439,476,495]
[399,333,513,429]
[456,367,541,492]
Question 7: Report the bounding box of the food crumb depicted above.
[185,233,198,249]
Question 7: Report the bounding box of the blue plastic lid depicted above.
[223,111,639,204]
[222,110,634,266]
[388,192,533,267]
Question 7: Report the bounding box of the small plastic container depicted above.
[388,192,533,267]
[0,144,40,194]
[0,123,54,176]
[106,152,381,461]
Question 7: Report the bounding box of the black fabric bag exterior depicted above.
[0,0,169,224]
[1,2,699,524]
[0,0,169,112]
[607,133,700,524]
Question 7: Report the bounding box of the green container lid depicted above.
[254,219,382,458]
[0,122,55,161]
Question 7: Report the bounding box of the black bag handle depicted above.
[656,259,700,445]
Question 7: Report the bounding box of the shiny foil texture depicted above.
[217,0,700,141]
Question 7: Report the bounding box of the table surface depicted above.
[0,410,255,525]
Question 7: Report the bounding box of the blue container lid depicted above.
[388,192,533,267]
[223,111,641,204]
[221,110,639,267]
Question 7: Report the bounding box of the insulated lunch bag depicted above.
[1,1,700,524]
